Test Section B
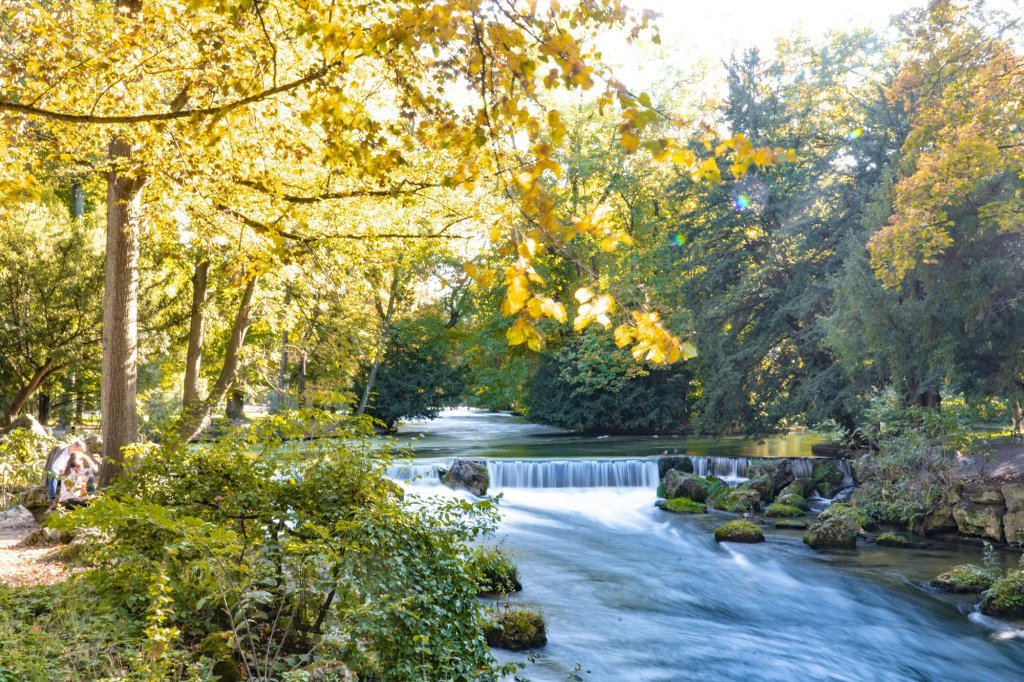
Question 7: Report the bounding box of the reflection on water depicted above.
[394,410,1024,681]
[396,408,822,459]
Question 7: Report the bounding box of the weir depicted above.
[387,456,853,489]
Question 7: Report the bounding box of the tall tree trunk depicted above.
[100,138,145,486]
[356,269,401,416]
[182,260,210,414]
[178,275,259,442]
[2,360,55,426]
[37,393,50,426]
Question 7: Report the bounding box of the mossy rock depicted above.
[656,483,666,498]
[712,489,761,513]
[714,520,765,544]
[764,503,804,518]
[875,532,926,549]
[197,632,242,682]
[812,459,845,487]
[739,476,772,503]
[659,497,707,514]
[930,564,995,593]
[775,518,808,530]
[484,607,547,651]
[748,459,795,498]
[776,493,808,510]
[301,661,355,682]
[815,481,838,499]
[663,470,710,502]
[804,513,858,549]
[980,570,1024,618]
[474,547,522,596]
[441,459,489,496]
[780,480,811,498]
[817,503,867,527]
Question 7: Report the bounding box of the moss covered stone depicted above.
[659,497,707,514]
[712,489,761,513]
[980,570,1024,618]
[764,503,804,518]
[812,459,845,487]
[739,476,773,503]
[776,493,808,510]
[662,470,708,502]
[774,518,808,530]
[804,506,860,549]
[484,607,547,651]
[197,632,242,682]
[872,532,913,548]
[714,520,765,543]
[929,564,995,593]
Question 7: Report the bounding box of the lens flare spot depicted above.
[672,233,686,247]
[734,194,751,211]
[848,127,863,140]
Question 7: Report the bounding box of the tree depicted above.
[358,316,466,430]
[0,198,103,426]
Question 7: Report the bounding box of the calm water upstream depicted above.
[395,409,1024,682]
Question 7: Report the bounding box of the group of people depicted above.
[45,439,98,509]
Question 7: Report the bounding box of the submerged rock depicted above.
[980,570,1024,618]
[484,607,547,651]
[929,564,995,593]
[874,532,927,549]
[774,518,808,530]
[658,497,707,514]
[714,520,765,543]
[441,459,489,496]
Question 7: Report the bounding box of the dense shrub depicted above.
[525,331,693,434]
[44,411,513,681]
[473,547,522,596]
[0,428,52,508]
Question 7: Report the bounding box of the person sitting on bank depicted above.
[46,439,86,503]
[58,453,92,509]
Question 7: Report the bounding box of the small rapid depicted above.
[391,410,1024,681]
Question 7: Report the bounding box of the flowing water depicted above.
[394,409,1024,681]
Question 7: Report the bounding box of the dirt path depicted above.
[956,441,1024,482]
[0,522,69,588]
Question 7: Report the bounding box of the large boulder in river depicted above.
[662,470,707,502]
[803,504,861,549]
[930,564,995,593]
[658,455,693,478]
[748,459,794,498]
[441,459,489,496]
[712,489,761,513]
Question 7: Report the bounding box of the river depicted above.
[395,409,1024,681]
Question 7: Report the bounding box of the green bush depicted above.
[473,547,522,596]
[0,428,52,508]
[980,569,1024,618]
[46,411,514,681]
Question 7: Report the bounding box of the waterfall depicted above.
[487,459,659,489]
[387,456,853,490]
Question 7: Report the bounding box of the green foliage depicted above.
[659,497,707,514]
[50,411,513,681]
[526,331,692,433]
[0,428,51,508]
[875,532,910,548]
[980,570,1024,618]
[711,489,761,513]
[473,547,522,596]
[850,393,970,530]
[361,316,466,430]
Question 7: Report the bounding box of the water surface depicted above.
[395,410,1024,681]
